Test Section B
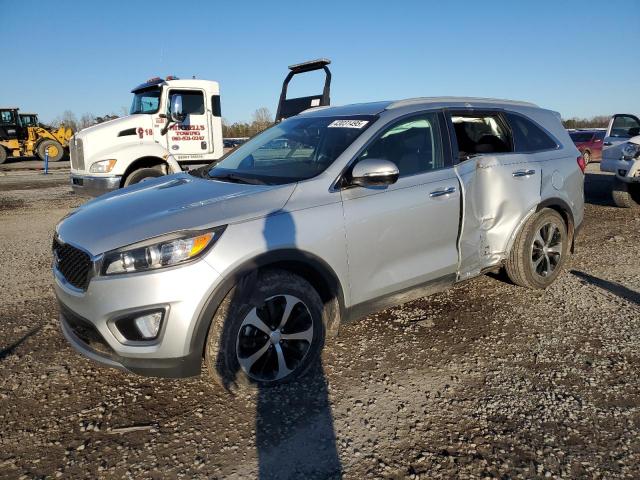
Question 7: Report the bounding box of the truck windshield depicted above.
[130,87,161,114]
[205,115,376,185]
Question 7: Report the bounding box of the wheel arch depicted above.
[504,197,576,261]
[189,249,346,359]
[536,198,575,251]
[120,156,168,186]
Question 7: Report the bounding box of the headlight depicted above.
[101,227,225,275]
[90,159,117,173]
[621,143,640,160]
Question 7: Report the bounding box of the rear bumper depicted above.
[71,174,122,197]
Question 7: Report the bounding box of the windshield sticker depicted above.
[328,119,369,129]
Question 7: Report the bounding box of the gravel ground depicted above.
[0,164,639,479]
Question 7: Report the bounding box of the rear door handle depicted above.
[429,186,456,197]
[512,169,536,178]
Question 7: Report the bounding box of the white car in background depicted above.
[600,113,640,207]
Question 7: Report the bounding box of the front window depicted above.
[169,90,204,115]
[203,115,376,185]
[130,87,161,114]
[610,115,640,138]
[356,113,445,177]
[0,110,15,125]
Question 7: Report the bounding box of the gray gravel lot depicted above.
[0,164,639,479]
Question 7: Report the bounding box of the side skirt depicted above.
[343,273,457,323]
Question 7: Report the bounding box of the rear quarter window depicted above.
[505,113,558,152]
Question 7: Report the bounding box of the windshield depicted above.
[130,87,161,114]
[205,115,376,185]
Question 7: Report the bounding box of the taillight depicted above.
[577,155,586,173]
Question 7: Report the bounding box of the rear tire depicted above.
[0,146,7,165]
[123,167,164,186]
[37,139,64,162]
[612,177,640,208]
[204,269,325,392]
[505,208,568,289]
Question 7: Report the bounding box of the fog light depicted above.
[134,312,163,339]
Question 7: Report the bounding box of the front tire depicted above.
[582,150,591,164]
[204,269,325,391]
[37,139,64,162]
[124,167,164,186]
[612,177,640,208]
[0,146,7,164]
[505,208,568,289]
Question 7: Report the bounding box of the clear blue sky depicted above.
[1,0,638,124]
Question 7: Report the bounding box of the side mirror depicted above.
[351,158,399,187]
[169,94,186,123]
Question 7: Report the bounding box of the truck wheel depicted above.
[37,140,64,162]
[582,150,591,164]
[124,167,164,186]
[505,208,568,289]
[0,147,7,164]
[611,177,640,208]
[204,269,325,391]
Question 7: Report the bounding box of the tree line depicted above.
[48,107,275,138]
[48,108,610,135]
[562,115,610,129]
[49,109,127,131]
[222,107,274,138]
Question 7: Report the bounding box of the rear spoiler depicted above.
[275,58,332,122]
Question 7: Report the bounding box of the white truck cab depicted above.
[600,113,640,207]
[70,76,223,196]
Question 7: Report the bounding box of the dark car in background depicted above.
[569,130,605,163]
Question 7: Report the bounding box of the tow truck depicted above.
[69,59,332,196]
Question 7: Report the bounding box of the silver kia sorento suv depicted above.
[53,98,585,388]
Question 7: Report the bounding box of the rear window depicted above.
[451,113,512,159]
[505,113,557,152]
[569,132,593,143]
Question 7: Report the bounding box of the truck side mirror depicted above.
[169,94,186,123]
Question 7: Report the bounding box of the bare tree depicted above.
[51,110,79,131]
[251,107,273,134]
[79,113,96,129]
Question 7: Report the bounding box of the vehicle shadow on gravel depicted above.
[215,210,343,479]
[0,325,42,361]
[584,172,615,207]
[570,270,640,306]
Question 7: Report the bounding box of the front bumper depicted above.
[54,256,223,378]
[71,174,122,197]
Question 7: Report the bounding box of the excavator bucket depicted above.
[275,58,332,122]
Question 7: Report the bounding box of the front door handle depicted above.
[512,169,536,178]
[429,186,457,197]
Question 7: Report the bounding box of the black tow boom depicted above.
[275,58,332,122]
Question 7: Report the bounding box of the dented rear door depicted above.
[446,110,542,279]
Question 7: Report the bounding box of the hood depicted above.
[76,114,147,138]
[57,173,296,255]
[630,135,640,146]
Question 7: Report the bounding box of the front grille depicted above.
[69,137,84,171]
[53,236,93,291]
[60,305,114,357]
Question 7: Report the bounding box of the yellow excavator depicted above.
[0,108,73,164]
